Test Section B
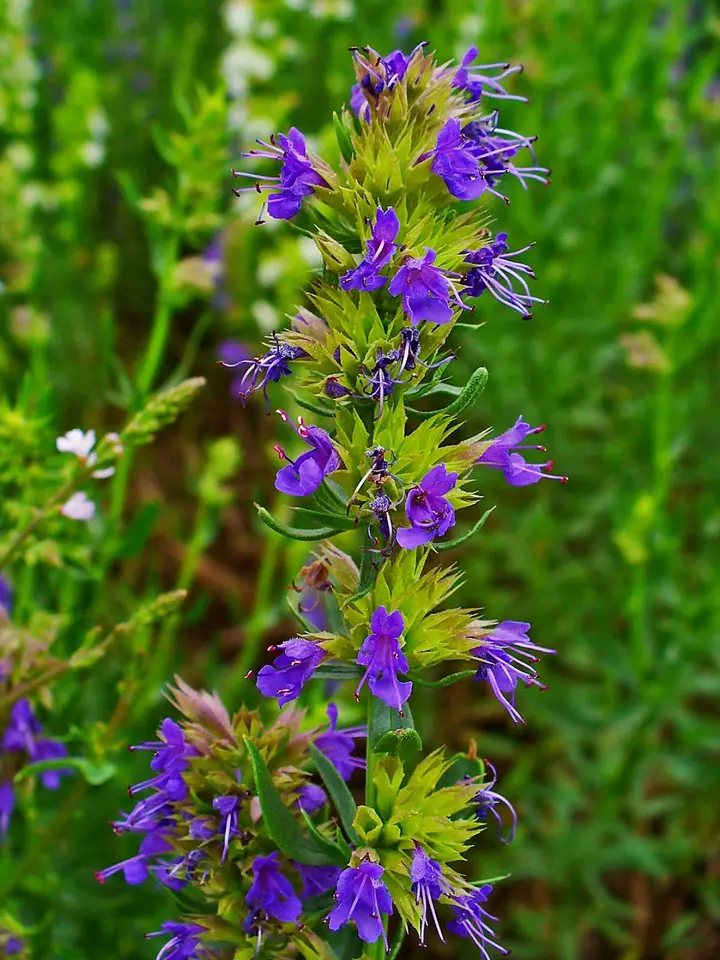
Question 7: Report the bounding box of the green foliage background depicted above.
[0,0,718,958]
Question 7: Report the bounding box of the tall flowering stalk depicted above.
[100,43,564,960]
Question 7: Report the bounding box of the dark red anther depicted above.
[244,670,255,680]
[267,645,278,653]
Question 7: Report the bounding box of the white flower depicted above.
[57,428,96,459]
[61,492,95,521]
[56,428,116,477]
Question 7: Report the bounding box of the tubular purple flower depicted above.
[472,621,555,724]
[219,334,307,410]
[426,118,487,201]
[246,852,302,924]
[294,863,342,899]
[355,606,412,712]
[0,781,14,835]
[454,46,527,103]
[340,206,400,291]
[474,762,518,843]
[411,846,447,945]
[360,348,403,417]
[476,416,567,486]
[397,464,457,548]
[256,638,327,706]
[232,128,328,221]
[146,921,208,960]
[388,249,465,325]
[2,698,42,754]
[34,739,71,789]
[212,795,240,863]
[327,862,393,947]
[449,885,508,960]
[314,703,366,781]
[274,414,341,497]
[463,233,546,319]
[295,783,327,815]
[463,112,550,199]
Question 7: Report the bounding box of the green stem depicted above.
[365,696,376,808]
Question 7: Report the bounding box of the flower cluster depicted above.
[108,40,565,960]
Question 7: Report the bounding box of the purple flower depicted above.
[295,783,327,815]
[315,703,366,781]
[411,846,447,945]
[146,921,207,960]
[428,118,487,201]
[454,47,526,104]
[476,416,567,486]
[256,638,326,706]
[327,862,393,946]
[212,795,240,863]
[356,606,412,712]
[369,493,395,543]
[324,377,352,400]
[449,885,508,960]
[397,464,457,549]
[463,234,545,318]
[95,830,175,886]
[340,207,400,291]
[246,852,302,924]
[219,335,307,410]
[5,937,24,955]
[350,45,423,119]
[274,415,341,497]
[33,739,71,790]
[472,621,555,724]
[474,762,518,843]
[2,699,42,754]
[388,249,463,326]
[0,781,15,835]
[0,574,12,616]
[360,348,403,417]
[232,128,328,221]
[294,862,342,899]
[463,112,549,200]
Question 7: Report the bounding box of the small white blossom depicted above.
[57,429,96,459]
[61,492,95,521]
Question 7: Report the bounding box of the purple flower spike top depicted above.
[355,606,412,712]
[314,703,366,781]
[232,128,328,222]
[472,621,555,724]
[428,118,487,201]
[454,46,527,104]
[146,921,207,960]
[340,206,400,291]
[274,412,341,497]
[476,416,567,486]
[449,885,508,960]
[397,464,458,548]
[219,335,307,410]
[328,861,393,947]
[411,846,447,945]
[463,233,546,319]
[389,248,466,326]
[256,638,326,706]
[246,851,302,924]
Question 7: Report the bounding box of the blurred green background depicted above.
[1,0,719,958]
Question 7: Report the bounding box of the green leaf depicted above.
[438,752,485,788]
[117,502,161,559]
[309,743,360,846]
[314,662,364,681]
[333,111,355,164]
[369,699,422,759]
[407,366,488,421]
[291,507,356,531]
[299,809,348,866]
[412,669,477,688]
[244,738,335,865]
[434,506,495,552]
[284,387,335,418]
[343,546,377,606]
[255,504,349,542]
[14,757,117,787]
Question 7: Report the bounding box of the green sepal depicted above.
[14,756,117,786]
[412,669,477,688]
[244,738,336,865]
[299,808,349,866]
[434,506,495,552]
[333,111,355,164]
[309,743,360,846]
[369,698,422,759]
[407,366,488,420]
[255,504,348,541]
